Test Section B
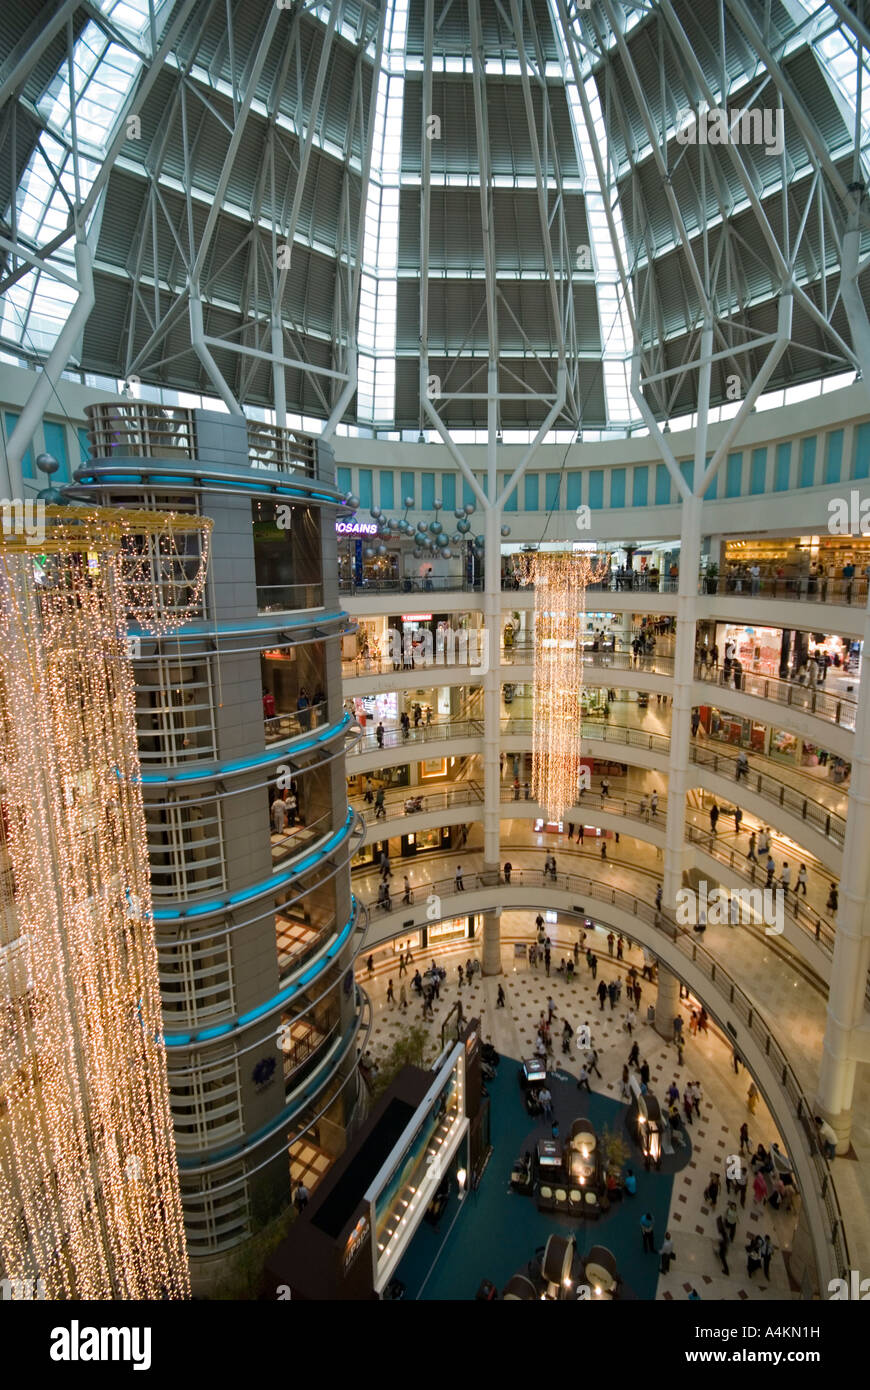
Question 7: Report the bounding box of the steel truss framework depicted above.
[4,2,870,444]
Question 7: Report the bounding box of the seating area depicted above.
[502,1234,623,1301]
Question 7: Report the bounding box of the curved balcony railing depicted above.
[501,575,680,595]
[264,700,328,743]
[702,574,869,607]
[339,576,483,595]
[83,402,319,475]
[501,644,676,677]
[353,782,484,826]
[499,784,669,825]
[245,421,316,474]
[359,865,848,1280]
[695,663,857,732]
[346,717,484,757]
[501,717,670,755]
[685,824,837,954]
[342,651,487,678]
[502,565,868,608]
[503,648,858,732]
[257,582,324,614]
[689,745,846,848]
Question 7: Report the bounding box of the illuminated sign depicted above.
[343,1214,369,1273]
[400,614,433,622]
[336,521,378,535]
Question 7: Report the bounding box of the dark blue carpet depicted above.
[395,1057,680,1300]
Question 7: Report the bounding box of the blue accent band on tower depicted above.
[152,806,357,922]
[164,903,358,1048]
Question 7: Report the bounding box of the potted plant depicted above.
[705,562,719,595]
[601,1125,631,1175]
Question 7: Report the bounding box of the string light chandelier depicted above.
[0,506,211,1299]
[515,550,609,823]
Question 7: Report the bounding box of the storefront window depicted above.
[428,915,475,944]
[715,623,782,677]
[770,728,799,764]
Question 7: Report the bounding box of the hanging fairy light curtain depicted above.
[0,506,211,1300]
[515,550,609,823]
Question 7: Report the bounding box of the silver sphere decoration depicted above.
[370,507,381,519]
[464,503,475,515]
[377,544,387,557]
[404,495,415,508]
[429,520,442,534]
[433,497,442,509]
[457,519,471,534]
[441,549,452,559]
[454,509,465,520]
[451,532,461,543]
[501,525,511,537]
[437,533,449,548]
[364,546,375,558]
[475,534,485,546]
[389,518,400,531]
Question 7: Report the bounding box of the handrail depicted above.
[702,574,870,607]
[358,866,850,1282]
[341,652,487,678]
[257,582,324,614]
[689,745,846,848]
[499,784,669,823]
[352,711,846,849]
[353,783,485,825]
[695,663,857,731]
[354,775,839,952]
[501,575,680,594]
[84,402,196,459]
[264,701,328,742]
[502,567,869,607]
[501,644,675,678]
[346,718,484,755]
[501,717,670,755]
[83,402,320,477]
[339,576,484,594]
[245,421,316,475]
[685,824,837,954]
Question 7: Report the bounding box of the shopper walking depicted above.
[455,864,464,891]
[641,1212,655,1254]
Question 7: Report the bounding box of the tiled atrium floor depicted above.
[357,926,807,1299]
[352,835,870,1278]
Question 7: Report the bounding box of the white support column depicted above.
[655,966,681,1041]
[662,323,712,907]
[662,493,702,908]
[815,596,870,1150]
[481,907,502,977]
[482,365,502,875]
